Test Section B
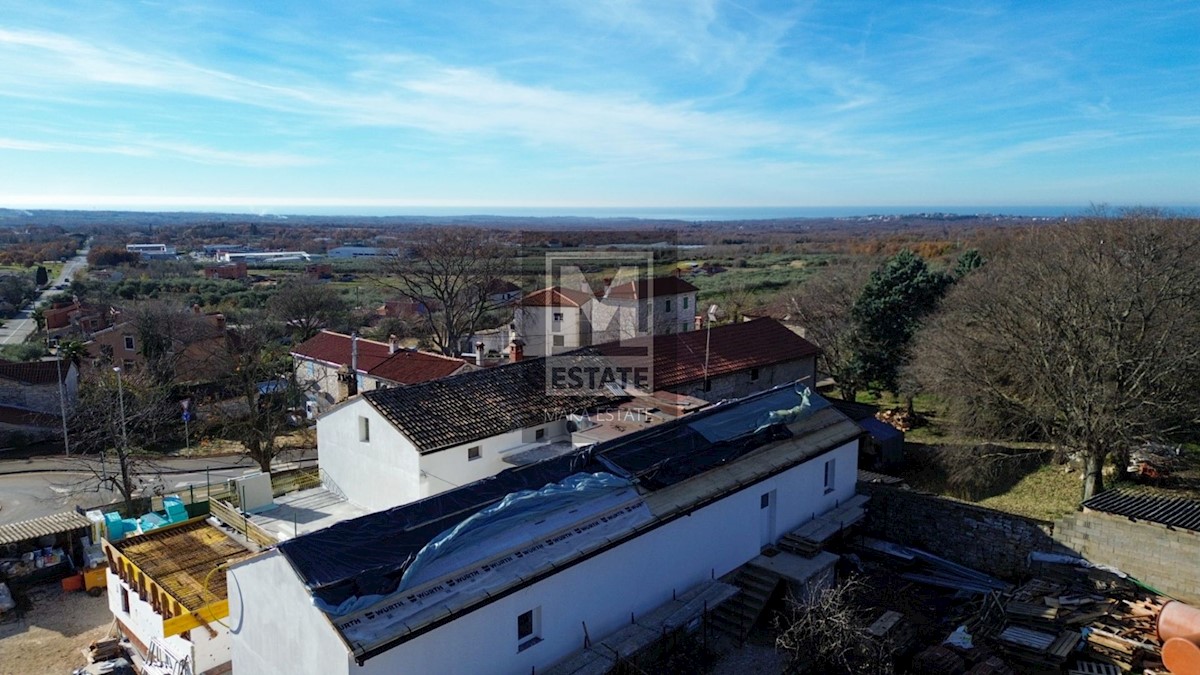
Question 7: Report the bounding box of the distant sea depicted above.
[230,205,1095,220]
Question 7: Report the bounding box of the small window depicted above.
[683,296,690,310]
[124,335,135,351]
[552,335,565,347]
[517,608,542,652]
[681,322,689,332]
[468,446,481,461]
[552,312,564,321]
[120,587,130,613]
[824,458,836,494]
[760,493,770,509]
[123,360,135,371]
[664,299,672,312]
[535,428,545,441]
[750,368,760,381]
[358,416,370,442]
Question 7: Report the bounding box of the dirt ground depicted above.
[0,584,114,675]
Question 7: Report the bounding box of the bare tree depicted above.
[775,575,895,675]
[912,213,1200,499]
[781,263,871,401]
[69,368,176,512]
[267,276,349,342]
[378,228,512,356]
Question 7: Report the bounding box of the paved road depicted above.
[0,248,89,346]
[0,448,317,525]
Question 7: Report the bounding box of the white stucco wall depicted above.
[417,420,568,497]
[296,359,383,413]
[105,569,232,674]
[318,399,422,512]
[230,436,857,675]
[515,305,590,358]
[227,550,353,675]
[354,438,858,675]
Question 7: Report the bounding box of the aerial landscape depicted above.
[0,2,1198,675]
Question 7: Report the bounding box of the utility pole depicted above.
[55,353,69,456]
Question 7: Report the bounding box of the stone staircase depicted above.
[710,564,783,641]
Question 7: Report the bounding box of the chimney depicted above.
[508,338,525,363]
[475,341,486,367]
[389,334,401,355]
[351,332,359,375]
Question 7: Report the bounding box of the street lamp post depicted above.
[113,366,129,450]
[55,353,69,456]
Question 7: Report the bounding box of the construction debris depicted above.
[857,537,1012,595]
[88,637,122,663]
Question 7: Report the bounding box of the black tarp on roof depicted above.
[279,384,836,611]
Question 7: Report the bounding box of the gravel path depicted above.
[0,584,114,675]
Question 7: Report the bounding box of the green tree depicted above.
[850,250,952,394]
[35,265,49,287]
[31,306,46,333]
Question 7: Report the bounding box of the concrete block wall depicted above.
[1054,510,1200,605]
[858,482,1068,579]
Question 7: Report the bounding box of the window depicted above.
[760,492,771,509]
[552,312,564,321]
[468,446,481,461]
[535,428,545,441]
[517,608,542,651]
[120,587,130,613]
[358,416,370,442]
[123,335,135,351]
[664,299,672,312]
[123,360,135,371]
[750,368,760,381]
[681,322,689,333]
[552,335,565,347]
[683,296,690,310]
[824,458,836,494]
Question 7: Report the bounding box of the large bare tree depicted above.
[378,228,512,356]
[267,276,349,342]
[913,213,1200,499]
[780,263,871,401]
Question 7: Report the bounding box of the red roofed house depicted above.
[593,318,819,400]
[291,330,477,413]
[512,287,595,358]
[0,358,77,444]
[592,275,699,344]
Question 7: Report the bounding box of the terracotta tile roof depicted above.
[519,286,594,307]
[484,279,521,295]
[593,318,820,390]
[368,350,470,386]
[362,352,620,453]
[0,359,71,385]
[605,276,699,300]
[290,331,392,372]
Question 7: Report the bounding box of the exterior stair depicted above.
[710,564,783,641]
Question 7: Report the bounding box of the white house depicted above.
[102,517,253,675]
[512,287,595,358]
[227,384,862,674]
[315,352,621,512]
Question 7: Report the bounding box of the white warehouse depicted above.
[227,384,863,674]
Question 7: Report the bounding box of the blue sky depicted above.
[0,1,1197,213]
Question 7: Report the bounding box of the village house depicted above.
[86,307,231,383]
[594,318,820,401]
[512,287,595,358]
[227,383,862,674]
[313,351,619,512]
[102,517,253,675]
[590,275,700,343]
[483,279,522,307]
[291,331,477,414]
[44,299,113,340]
[202,261,248,280]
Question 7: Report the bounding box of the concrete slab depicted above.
[749,550,837,588]
[249,486,370,540]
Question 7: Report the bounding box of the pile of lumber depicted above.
[985,572,1166,672]
[856,537,1012,595]
[776,494,869,557]
[88,637,122,663]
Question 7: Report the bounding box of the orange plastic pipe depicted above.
[1159,601,1200,675]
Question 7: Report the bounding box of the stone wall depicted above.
[858,482,1068,579]
[1054,509,1200,604]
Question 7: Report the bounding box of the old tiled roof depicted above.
[593,318,820,390]
[0,359,71,385]
[519,287,594,307]
[484,279,521,295]
[368,350,469,386]
[362,352,620,453]
[1083,489,1200,532]
[290,331,392,372]
[605,276,699,300]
